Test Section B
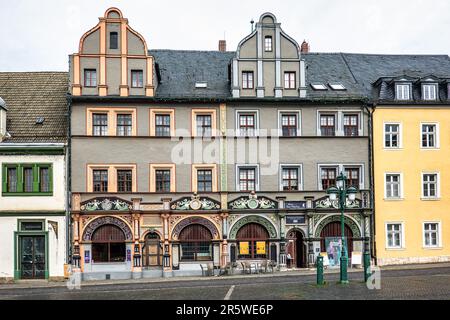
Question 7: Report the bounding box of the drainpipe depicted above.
[66,93,73,266]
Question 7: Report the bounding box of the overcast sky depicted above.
[1,0,450,71]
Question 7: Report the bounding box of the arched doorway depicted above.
[91,224,126,263]
[236,223,269,259]
[286,230,305,268]
[179,224,213,261]
[142,232,162,267]
[320,221,354,264]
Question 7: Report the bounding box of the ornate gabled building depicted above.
[68,8,373,280]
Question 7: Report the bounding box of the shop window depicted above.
[179,224,212,261]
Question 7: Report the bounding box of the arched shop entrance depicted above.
[91,224,126,263]
[236,223,269,259]
[179,224,213,261]
[142,232,162,267]
[320,221,354,266]
[286,229,306,268]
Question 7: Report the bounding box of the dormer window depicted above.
[264,36,273,52]
[395,83,411,100]
[422,84,437,101]
[110,32,118,49]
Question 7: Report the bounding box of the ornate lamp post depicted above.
[326,172,357,284]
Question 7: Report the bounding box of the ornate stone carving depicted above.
[82,216,133,241]
[314,196,361,209]
[170,193,221,211]
[171,216,220,240]
[228,192,278,210]
[228,215,278,239]
[80,197,132,211]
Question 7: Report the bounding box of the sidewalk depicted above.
[1,262,449,290]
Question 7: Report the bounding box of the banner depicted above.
[256,241,266,254]
[325,237,347,267]
[239,242,249,255]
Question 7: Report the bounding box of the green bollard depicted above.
[363,252,371,282]
[340,255,349,284]
[316,255,324,285]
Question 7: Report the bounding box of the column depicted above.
[221,212,229,267]
[161,212,172,277]
[305,196,315,267]
[131,204,142,278]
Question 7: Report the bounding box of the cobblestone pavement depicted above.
[0,266,448,300]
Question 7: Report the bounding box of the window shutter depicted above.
[2,165,7,193]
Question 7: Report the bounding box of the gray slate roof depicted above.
[0,72,68,143]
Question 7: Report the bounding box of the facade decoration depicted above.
[228,193,278,210]
[170,194,220,211]
[82,216,133,241]
[171,216,220,240]
[314,196,361,209]
[313,215,362,238]
[80,197,132,211]
[228,215,278,239]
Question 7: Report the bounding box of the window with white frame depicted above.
[237,111,258,136]
[343,114,359,136]
[423,223,440,247]
[422,84,437,101]
[395,84,411,100]
[422,173,439,198]
[280,166,301,191]
[264,36,273,52]
[421,124,438,148]
[385,174,401,199]
[386,223,403,248]
[384,123,400,148]
[280,113,298,137]
[237,166,258,191]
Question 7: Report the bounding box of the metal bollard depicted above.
[363,252,371,282]
[316,255,324,285]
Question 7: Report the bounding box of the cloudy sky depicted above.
[1,0,450,71]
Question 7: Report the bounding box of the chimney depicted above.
[218,40,226,52]
[301,40,310,53]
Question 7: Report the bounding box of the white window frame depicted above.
[422,221,442,248]
[317,110,363,136]
[422,83,437,101]
[279,164,303,191]
[395,83,411,100]
[385,222,405,249]
[278,110,301,137]
[264,36,273,52]
[384,172,404,200]
[235,110,260,137]
[421,172,440,200]
[317,163,364,191]
[383,122,402,149]
[235,164,260,192]
[420,122,440,149]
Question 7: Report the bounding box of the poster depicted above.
[239,242,249,255]
[256,241,266,254]
[84,250,90,264]
[325,237,347,267]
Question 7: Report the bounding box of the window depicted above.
[385,123,400,148]
[131,70,143,88]
[179,224,212,261]
[196,114,212,137]
[329,83,346,90]
[150,164,175,192]
[282,167,299,191]
[422,84,437,101]
[239,113,256,136]
[155,170,171,192]
[264,36,272,52]
[155,114,171,137]
[311,83,327,90]
[344,168,359,188]
[395,84,410,100]
[284,72,296,89]
[242,71,254,89]
[422,173,439,198]
[92,114,108,136]
[421,124,438,148]
[110,32,118,49]
[320,114,336,136]
[320,167,337,190]
[2,164,52,195]
[116,114,132,136]
[117,170,132,192]
[385,174,401,199]
[92,225,125,263]
[386,223,403,248]
[197,169,212,192]
[236,223,269,259]
[281,114,297,137]
[423,223,439,247]
[84,69,97,87]
[343,114,359,136]
[93,170,108,192]
[238,167,256,192]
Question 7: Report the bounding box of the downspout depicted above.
[363,101,376,263]
[66,93,73,266]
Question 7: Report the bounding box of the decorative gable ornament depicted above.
[170,193,221,211]
[314,196,360,209]
[80,197,132,211]
[228,192,278,210]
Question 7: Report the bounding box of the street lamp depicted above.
[326,172,357,284]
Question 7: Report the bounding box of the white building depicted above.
[0,72,69,282]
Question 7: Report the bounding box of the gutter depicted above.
[0,143,66,148]
[66,93,72,266]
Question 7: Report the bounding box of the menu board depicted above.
[239,242,249,255]
[256,241,266,254]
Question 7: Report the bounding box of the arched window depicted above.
[320,222,354,262]
[236,223,269,259]
[179,224,212,261]
[91,224,125,263]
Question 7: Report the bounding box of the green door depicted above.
[20,236,46,279]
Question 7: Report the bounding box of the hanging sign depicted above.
[256,241,266,254]
[239,242,249,255]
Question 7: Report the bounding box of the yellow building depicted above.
[373,76,450,265]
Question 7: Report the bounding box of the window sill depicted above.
[383,147,403,150]
[422,246,442,250]
[420,147,440,151]
[383,198,404,201]
[385,247,405,251]
[421,197,441,201]
[2,192,53,197]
